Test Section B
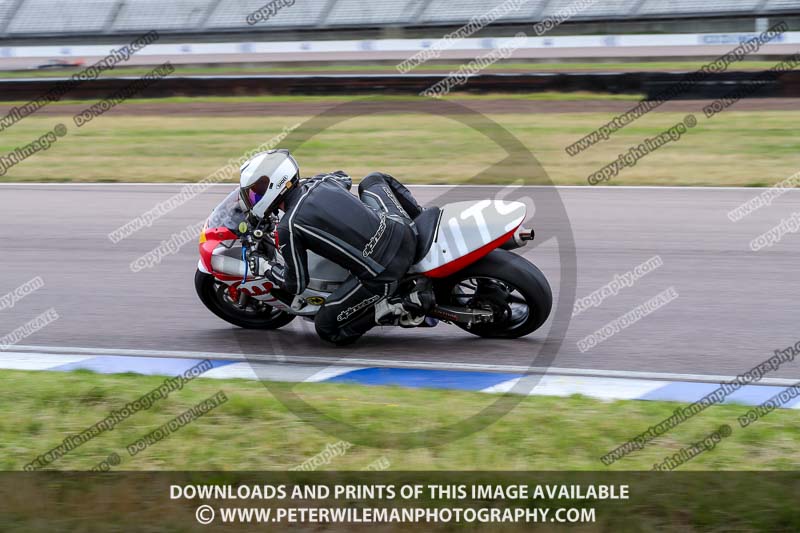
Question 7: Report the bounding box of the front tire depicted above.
[195,270,295,330]
[433,249,552,338]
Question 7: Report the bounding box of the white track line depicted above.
[10,344,800,386]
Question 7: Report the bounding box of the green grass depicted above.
[4,368,800,531]
[0,60,787,78]
[0,104,798,186]
[1,368,799,471]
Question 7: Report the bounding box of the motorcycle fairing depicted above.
[198,196,526,309]
[410,200,526,277]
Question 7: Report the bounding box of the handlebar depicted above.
[239,214,282,277]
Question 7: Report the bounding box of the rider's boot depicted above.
[401,290,434,316]
[374,282,436,327]
[374,298,405,326]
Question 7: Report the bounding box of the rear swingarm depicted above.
[428,305,494,324]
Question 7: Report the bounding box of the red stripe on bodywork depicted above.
[422,225,519,279]
[213,273,252,282]
[199,226,239,272]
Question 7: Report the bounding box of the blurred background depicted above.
[0,0,798,67]
[0,0,797,185]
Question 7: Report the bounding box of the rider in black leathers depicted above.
[263,170,426,345]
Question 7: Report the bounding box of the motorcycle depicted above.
[195,188,552,339]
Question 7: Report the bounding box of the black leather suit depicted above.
[266,172,423,345]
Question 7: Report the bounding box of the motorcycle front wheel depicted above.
[194,270,296,330]
[433,249,552,339]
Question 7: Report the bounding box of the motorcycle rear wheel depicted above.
[195,270,296,330]
[433,249,552,338]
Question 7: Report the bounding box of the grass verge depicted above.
[0,107,797,186]
[1,368,799,470]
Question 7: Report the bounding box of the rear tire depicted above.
[433,249,552,338]
[195,270,295,330]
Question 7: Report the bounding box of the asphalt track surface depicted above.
[0,183,798,380]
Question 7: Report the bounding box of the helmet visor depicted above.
[240,175,271,211]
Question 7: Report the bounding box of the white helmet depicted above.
[239,149,300,218]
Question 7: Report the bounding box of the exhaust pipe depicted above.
[500,226,535,251]
[210,251,270,278]
[211,255,247,277]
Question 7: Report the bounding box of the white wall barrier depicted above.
[1,31,797,60]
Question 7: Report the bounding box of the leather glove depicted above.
[263,261,286,287]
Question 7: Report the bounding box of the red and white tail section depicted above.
[411,200,527,278]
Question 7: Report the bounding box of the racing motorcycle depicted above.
[195,189,552,339]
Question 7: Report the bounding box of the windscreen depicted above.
[207,189,247,232]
